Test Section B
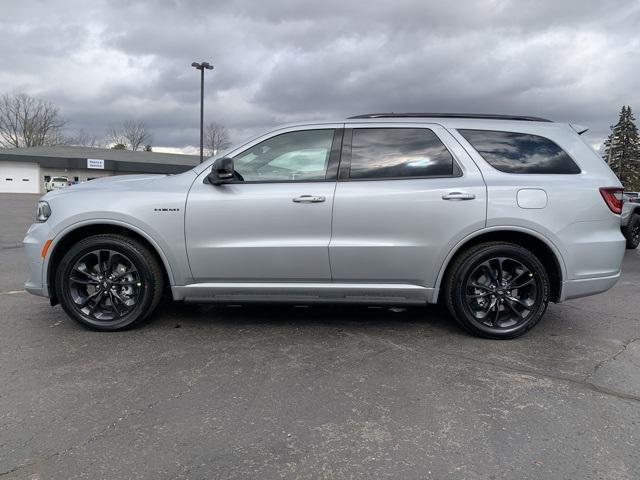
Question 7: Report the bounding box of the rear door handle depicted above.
[292,195,326,203]
[442,192,476,201]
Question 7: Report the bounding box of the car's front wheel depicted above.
[444,242,550,339]
[55,234,164,331]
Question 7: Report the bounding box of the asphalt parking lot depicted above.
[1,192,639,479]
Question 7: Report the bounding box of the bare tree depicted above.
[205,122,231,156]
[0,93,67,148]
[106,125,128,148]
[69,128,100,148]
[106,119,152,151]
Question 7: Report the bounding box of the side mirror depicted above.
[207,157,235,185]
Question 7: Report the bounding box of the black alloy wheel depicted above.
[55,234,164,331]
[445,242,550,339]
[463,257,538,330]
[68,249,141,321]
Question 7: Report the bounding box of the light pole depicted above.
[191,61,214,163]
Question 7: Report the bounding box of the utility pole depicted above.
[191,61,214,163]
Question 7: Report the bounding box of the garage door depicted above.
[0,161,40,193]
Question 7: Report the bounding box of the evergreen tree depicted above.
[603,106,640,191]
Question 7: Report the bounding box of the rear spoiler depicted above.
[570,124,589,135]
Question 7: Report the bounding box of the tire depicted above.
[444,242,550,339]
[622,214,640,249]
[54,234,164,331]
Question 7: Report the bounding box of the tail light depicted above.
[599,187,624,214]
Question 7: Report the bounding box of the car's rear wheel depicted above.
[55,234,164,331]
[444,242,550,339]
[622,214,640,249]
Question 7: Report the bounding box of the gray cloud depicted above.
[1,0,639,151]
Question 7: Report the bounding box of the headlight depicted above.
[36,201,51,222]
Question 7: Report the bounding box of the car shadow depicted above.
[147,300,461,335]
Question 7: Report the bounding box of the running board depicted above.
[172,283,434,305]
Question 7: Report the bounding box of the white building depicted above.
[0,146,201,194]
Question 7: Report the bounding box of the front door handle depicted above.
[442,192,476,201]
[293,195,326,203]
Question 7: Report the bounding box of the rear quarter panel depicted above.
[447,121,625,280]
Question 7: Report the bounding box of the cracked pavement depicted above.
[1,193,639,479]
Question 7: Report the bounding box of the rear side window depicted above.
[458,129,581,174]
[349,128,456,179]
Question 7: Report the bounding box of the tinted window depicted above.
[233,129,334,181]
[459,129,581,174]
[349,128,455,179]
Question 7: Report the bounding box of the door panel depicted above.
[185,126,342,283]
[186,182,336,281]
[329,124,487,287]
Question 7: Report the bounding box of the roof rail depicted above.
[347,113,553,122]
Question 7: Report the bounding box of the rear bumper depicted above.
[559,271,621,301]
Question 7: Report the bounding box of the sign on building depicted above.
[87,158,105,169]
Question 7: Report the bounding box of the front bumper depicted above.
[22,222,52,298]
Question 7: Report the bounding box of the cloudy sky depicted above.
[1,0,639,153]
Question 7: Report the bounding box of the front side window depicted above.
[349,128,456,179]
[233,129,335,182]
[458,129,581,174]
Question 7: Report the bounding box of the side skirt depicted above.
[171,282,434,305]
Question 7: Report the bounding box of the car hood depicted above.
[42,174,167,199]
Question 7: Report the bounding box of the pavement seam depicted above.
[2,335,639,477]
[0,354,222,476]
[0,245,22,250]
[586,336,640,377]
[345,329,640,405]
[0,463,31,478]
[562,302,640,323]
[0,398,164,477]
[441,349,640,404]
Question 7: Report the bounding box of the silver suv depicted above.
[23,113,626,339]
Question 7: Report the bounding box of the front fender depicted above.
[42,217,183,291]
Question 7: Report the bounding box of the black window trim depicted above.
[337,126,463,182]
[205,128,344,185]
[457,128,582,175]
